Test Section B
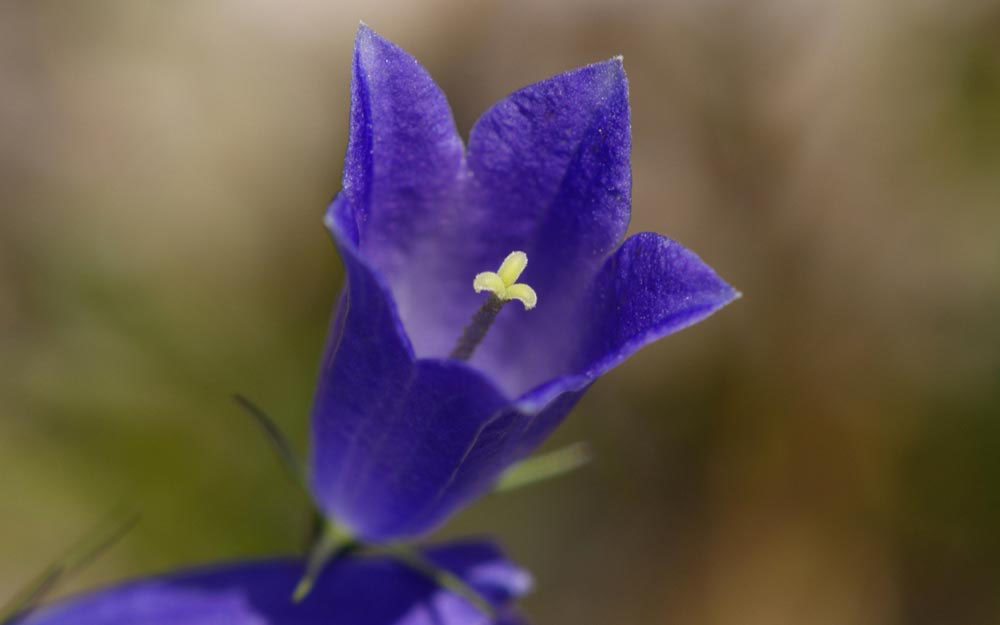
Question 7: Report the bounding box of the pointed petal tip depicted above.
[503,54,627,103]
[574,55,627,102]
[444,538,535,599]
[353,22,394,61]
[578,55,625,78]
[595,54,626,77]
[712,275,742,308]
[486,565,534,599]
[351,24,432,88]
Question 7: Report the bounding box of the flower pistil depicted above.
[473,251,537,310]
[450,251,537,361]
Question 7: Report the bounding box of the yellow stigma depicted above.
[473,251,538,310]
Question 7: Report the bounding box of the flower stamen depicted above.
[450,251,537,361]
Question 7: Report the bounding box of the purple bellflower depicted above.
[311,25,738,541]
[10,541,529,625]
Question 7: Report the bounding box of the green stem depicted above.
[292,522,357,602]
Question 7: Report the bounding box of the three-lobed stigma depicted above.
[473,251,538,310]
[450,250,537,361]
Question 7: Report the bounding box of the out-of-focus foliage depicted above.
[1,1,998,624]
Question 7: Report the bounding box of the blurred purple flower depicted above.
[311,24,737,541]
[11,541,529,625]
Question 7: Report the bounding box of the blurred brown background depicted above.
[2,1,999,623]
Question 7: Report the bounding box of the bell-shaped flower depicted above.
[9,541,528,625]
[311,24,738,541]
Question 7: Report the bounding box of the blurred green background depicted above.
[2,1,999,623]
